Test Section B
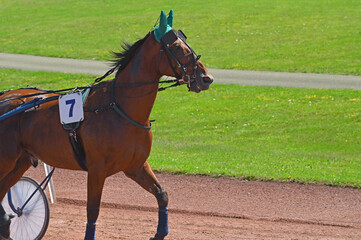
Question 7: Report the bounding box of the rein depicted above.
[0,78,181,105]
[0,73,182,130]
[0,77,180,130]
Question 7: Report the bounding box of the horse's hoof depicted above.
[149,236,165,240]
[0,214,13,240]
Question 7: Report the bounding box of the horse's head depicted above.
[155,10,213,93]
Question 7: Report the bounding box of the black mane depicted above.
[0,90,7,96]
[111,32,151,77]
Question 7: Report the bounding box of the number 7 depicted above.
[65,99,76,117]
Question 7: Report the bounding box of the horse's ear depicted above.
[167,9,174,28]
[154,10,173,42]
[158,10,168,36]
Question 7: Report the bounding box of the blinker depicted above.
[178,29,187,40]
[161,29,178,46]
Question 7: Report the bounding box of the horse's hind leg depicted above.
[0,153,31,239]
[125,161,169,240]
[0,152,32,200]
[0,206,14,240]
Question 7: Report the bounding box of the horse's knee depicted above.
[156,188,168,207]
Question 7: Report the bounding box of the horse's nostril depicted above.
[203,76,211,82]
[202,76,213,84]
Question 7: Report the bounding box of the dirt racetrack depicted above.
[23,166,360,239]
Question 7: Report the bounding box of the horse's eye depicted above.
[174,44,182,52]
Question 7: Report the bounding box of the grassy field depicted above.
[1,0,361,75]
[1,69,360,188]
[1,0,360,187]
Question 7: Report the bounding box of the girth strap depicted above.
[62,87,91,171]
[64,124,88,171]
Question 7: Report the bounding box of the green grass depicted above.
[0,68,91,90]
[1,69,360,188]
[1,0,361,75]
[151,85,361,188]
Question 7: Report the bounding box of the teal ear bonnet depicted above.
[154,10,174,42]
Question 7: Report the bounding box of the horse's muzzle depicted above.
[188,72,213,93]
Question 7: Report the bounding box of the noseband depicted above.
[160,30,201,89]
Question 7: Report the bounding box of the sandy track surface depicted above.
[21,166,360,239]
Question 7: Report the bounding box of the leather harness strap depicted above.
[62,88,91,171]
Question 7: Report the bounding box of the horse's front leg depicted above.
[125,161,169,240]
[84,167,106,240]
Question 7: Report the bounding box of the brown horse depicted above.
[0,10,213,240]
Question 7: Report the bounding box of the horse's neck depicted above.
[113,44,160,125]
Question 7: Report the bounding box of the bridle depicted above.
[160,29,201,91]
